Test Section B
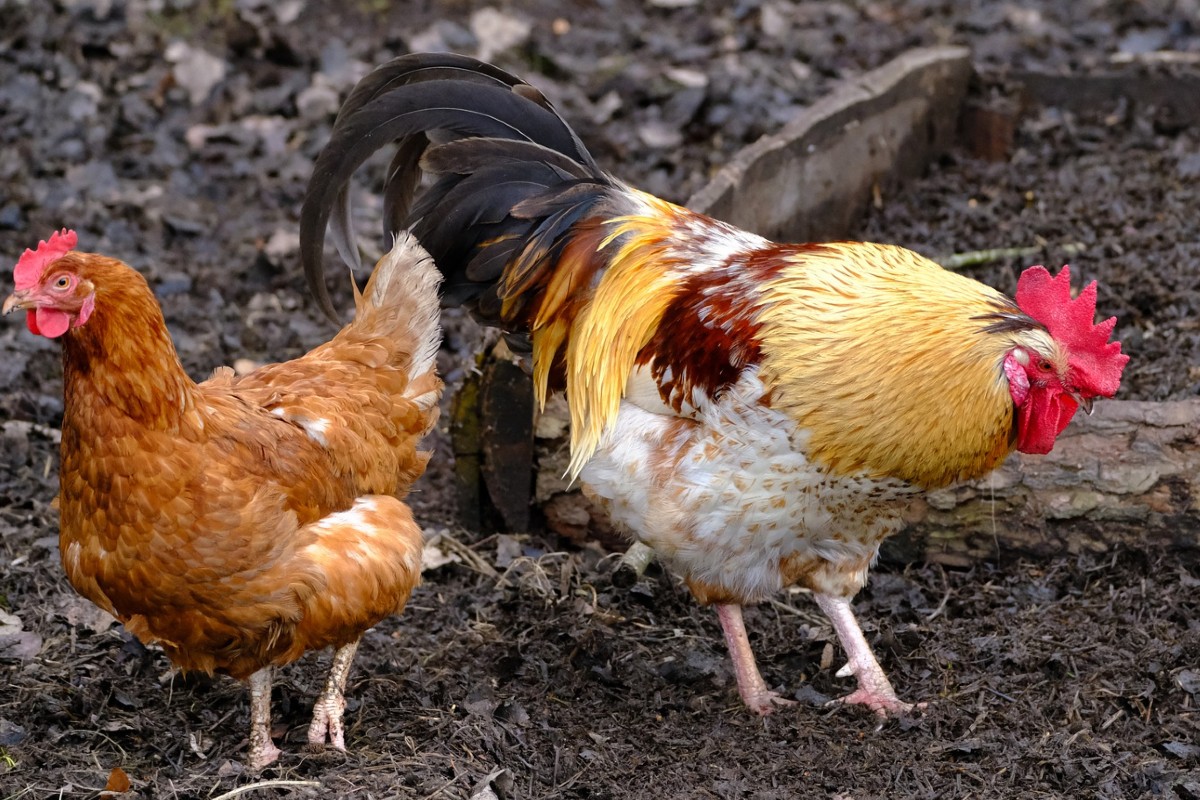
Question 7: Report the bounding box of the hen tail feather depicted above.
[352,231,443,410]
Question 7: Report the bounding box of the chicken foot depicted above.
[715,603,796,715]
[814,593,924,720]
[307,641,358,752]
[247,668,282,770]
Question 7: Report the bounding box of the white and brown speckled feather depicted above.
[583,370,916,604]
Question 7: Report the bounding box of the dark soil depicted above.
[1,1,1198,798]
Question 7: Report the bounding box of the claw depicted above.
[826,688,927,722]
[714,603,797,716]
[745,688,797,716]
[815,593,925,723]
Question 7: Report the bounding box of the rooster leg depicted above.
[714,603,796,715]
[814,593,923,720]
[307,640,359,752]
[246,668,282,770]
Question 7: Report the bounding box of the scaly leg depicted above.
[814,593,924,719]
[308,641,359,751]
[246,668,282,770]
[715,603,796,715]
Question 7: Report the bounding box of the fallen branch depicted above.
[940,242,1084,270]
[611,542,655,588]
[898,399,1200,564]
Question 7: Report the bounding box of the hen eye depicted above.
[1037,359,1052,372]
[54,276,70,289]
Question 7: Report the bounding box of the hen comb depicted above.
[1015,265,1129,397]
[14,229,77,291]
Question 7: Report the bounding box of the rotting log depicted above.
[891,399,1200,565]
[1012,69,1200,131]
[450,351,486,532]
[452,342,535,533]
[478,347,535,532]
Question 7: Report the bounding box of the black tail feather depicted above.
[419,138,592,182]
[300,53,604,322]
[379,136,429,258]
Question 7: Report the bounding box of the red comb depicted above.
[14,229,78,291]
[1015,265,1129,397]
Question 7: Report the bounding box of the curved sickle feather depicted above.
[300,53,596,321]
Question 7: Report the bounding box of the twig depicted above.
[984,686,1018,704]
[940,242,1085,270]
[924,566,953,622]
[418,776,459,800]
[767,597,816,620]
[611,542,655,588]
[425,530,500,579]
[210,780,322,800]
[941,245,1040,270]
[1110,50,1200,65]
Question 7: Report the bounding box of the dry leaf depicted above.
[104,766,131,793]
[0,610,43,663]
[56,594,119,634]
[420,541,459,571]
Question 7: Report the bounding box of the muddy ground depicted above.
[1,1,1199,798]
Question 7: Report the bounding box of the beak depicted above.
[1071,392,1094,415]
[2,290,33,316]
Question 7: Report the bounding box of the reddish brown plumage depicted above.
[50,251,434,677]
[634,244,791,412]
[8,234,441,766]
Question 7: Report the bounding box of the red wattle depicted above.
[1016,389,1079,454]
[33,307,71,338]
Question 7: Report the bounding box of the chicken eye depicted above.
[54,276,71,290]
[1037,359,1053,372]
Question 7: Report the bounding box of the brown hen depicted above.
[4,230,442,769]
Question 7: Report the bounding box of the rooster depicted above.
[299,54,1128,718]
[3,229,442,769]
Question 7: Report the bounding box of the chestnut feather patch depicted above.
[1014,265,1128,397]
[15,229,77,290]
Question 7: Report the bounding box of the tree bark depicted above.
[894,399,1200,564]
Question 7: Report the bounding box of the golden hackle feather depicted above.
[754,242,1060,489]
[522,193,689,479]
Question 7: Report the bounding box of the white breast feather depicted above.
[580,370,916,602]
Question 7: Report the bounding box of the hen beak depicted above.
[2,290,33,316]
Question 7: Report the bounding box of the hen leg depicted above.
[814,593,922,719]
[715,603,796,715]
[247,668,282,770]
[308,641,359,751]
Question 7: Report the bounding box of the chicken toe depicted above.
[814,593,924,720]
[308,641,359,751]
[247,668,282,770]
[715,603,796,715]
